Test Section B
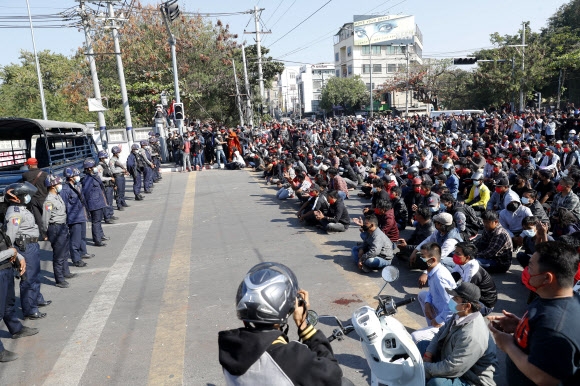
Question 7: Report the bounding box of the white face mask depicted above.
[93,167,99,174]
[24,194,31,204]
[56,184,62,193]
[74,176,81,183]
[521,228,536,238]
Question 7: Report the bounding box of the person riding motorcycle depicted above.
[218,262,344,385]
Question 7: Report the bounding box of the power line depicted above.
[268,0,333,47]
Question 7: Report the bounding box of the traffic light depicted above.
[161,0,180,22]
[453,57,478,65]
[174,103,184,120]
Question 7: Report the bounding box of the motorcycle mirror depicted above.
[381,266,399,283]
[306,310,319,326]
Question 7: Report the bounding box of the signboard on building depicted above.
[353,15,415,46]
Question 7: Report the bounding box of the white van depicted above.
[429,110,484,119]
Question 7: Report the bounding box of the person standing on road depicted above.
[81,158,109,247]
[0,231,39,363]
[4,182,50,320]
[140,140,155,191]
[20,158,48,240]
[41,175,74,288]
[109,146,129,211]
[127,144,145,201]
[218,262,345,385]
[181,134,192,172]
[60,167,90,267]
[96,150,117,224]
[488,241,580,385]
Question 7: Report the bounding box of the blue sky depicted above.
[0,0,568,68]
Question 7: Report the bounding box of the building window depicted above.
[372,46,381,55]
[347,65,353,75]
[362,46,381,55]
[385,46,403,55]
[313,80,322,89]
[347,46,352,56]
[373,64,382,73]
[362,64,371,74]
[289,72,296,79]
[336,70,340,77]
[335,52,339,62]
[362,46,370,55]
[290,84,296,91]
[387,64,397,73]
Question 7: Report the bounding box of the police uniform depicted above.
[5,205,46,317]
[81,173,107,244]
[139,147,154,193]
[109,155,128,209]
[127,150,145,198]
[0,231,27,355]
[97,160,115,220]
[61,181,89,263]
[149,140,162,182]
[42,192,71,285]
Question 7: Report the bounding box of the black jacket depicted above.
[326,197,350,226]
[392,197,408,230]
[218,327,342,385]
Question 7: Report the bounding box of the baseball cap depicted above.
[433,212,453,226]
[26,158,38,165]
[494,177,509,187]
[446,282,481,303]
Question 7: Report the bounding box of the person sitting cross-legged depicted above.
[351,214,393,273]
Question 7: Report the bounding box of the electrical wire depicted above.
[268,0,333,47]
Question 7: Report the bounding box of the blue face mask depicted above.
[521,228,536,238]
[24,194,31,205]
[440,203,446,211]
[448,298,459,313]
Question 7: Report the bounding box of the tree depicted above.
[319,76,368,113]
[0,50,93,122]
[241,45,284,90]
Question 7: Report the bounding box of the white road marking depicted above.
[43,220,152,386]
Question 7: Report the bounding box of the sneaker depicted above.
[360,264,371,273]
[12,326,39,339]
[55,281,70,288]
[0,350,18,362]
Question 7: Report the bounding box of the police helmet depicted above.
[111,146,121,154]
[236,262,299,325]
[72,168,81,176]
[83,158,96,169]
[149,137,159,144]
[4,182,37,205]
[63,167,75,178]
[131,144,140,151]
[44,174,62,187]
[140,140,148,147]
[98,150,108,159]
[471,172,483,180]
[408,166,419,175]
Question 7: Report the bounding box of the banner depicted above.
[353,15,415,46]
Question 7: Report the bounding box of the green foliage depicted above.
[0,50,93,122]
[240,45,284,91]
[320,76,368,113]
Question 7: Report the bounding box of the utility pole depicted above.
[519,21,527,113]
[244,7,270,122]
[241,43,254,127]
[106,2,133,145]
[369,39,373,118]
[25,0,47,120]
[232,59,245,127]
[405,43,410,117]
[160,0,183,135]
[557,68,562,109]
[79,0,107,147]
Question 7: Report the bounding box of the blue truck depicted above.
[0,118,99,218]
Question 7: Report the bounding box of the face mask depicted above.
[440,203,446,211]
[521,228,536,238]
[56,184,62,193]
[371,188,378,193]
[546,151,553,157]
[564,148,570,153]
[521,197,530,205]
[361,225,370,232]
[473,180,480,187]
[522,268,548,292]
[444,170,450,176]
[452,254,465,266]
[24,194,31,205]
[420,188,428,196]
[309,191,317,197]
[448,298,465,313]
[495,187,503,194]
[93,167,99,173]
[374,208,382,215]
[506,202,520,212]
[493,167,500,173]
[556,184,565,192]
[413,186,421,193]
[74,176,81,183]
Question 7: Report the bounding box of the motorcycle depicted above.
[308,266,425,386]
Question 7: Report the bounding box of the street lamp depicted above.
[354,29,382,118]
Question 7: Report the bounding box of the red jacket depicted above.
[378,209,399,242]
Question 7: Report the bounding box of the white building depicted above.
[333,14,429,115]
[277,66,301,117]
[297,63,335,117]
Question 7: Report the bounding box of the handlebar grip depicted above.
[327,335,336,342]
[395,297,417,308]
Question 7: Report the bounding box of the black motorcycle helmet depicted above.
[4,181,37,205]
[236,262,299,326]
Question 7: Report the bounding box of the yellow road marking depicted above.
[147,173,196,385]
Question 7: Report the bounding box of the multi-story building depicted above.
[333,14,429,115]
[297,63,335,117]
[277,66,301,117]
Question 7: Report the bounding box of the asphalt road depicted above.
[0,168,529,385]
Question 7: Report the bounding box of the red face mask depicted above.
[309,191,317,197]
[420,188,428,196]
[389,193,397,200]
[374,208,382,215]
[556,184,565,192]
[521,267,548,292]
[495,186,503,194]
[414,186,421,193]
[564,148,570,153]
[486,159,494,165]
[493,167,500,173]
[452,254,465,266]
[408,174,413,179]
[473,152,479,157]
[531,147,538,152]
[546,151,553,157]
